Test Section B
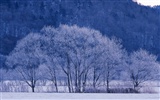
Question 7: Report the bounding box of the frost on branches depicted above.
[6,25,160,93]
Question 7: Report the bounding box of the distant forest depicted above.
[0,0,160,60]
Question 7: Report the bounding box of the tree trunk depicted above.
[133,81,139,93]
[82,70,89,93]
[78,76,81,93]
[52,79,58,93]
[93,67,96,89]
[31,86,35,92]
[106,70,110,93]
[67,73,71,93]
[53,70,58,92]
[106,79,109,93]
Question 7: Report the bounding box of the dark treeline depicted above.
[0,0,160,61]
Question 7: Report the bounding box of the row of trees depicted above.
[6,25,159,93]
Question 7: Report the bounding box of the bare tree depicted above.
[6,33,45,92]
[40,26,71,92]
[41,25,110,93]
[127,49,159,92]
[100,38,125,92]
[41,56,59,92]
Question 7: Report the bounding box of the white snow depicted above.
[0,93,159,100]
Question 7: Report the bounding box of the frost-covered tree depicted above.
[41,25,127,93]
[6,33,45,92]
[41,25,108,93]
[6,24,142,93]
[100,37,125,92]
[127,49,159,92]
[39,26,61,92]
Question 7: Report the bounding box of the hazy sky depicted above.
[135,0,160,6]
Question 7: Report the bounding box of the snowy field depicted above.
[0,93,160,100]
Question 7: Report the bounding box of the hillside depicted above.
[0,0,159,59]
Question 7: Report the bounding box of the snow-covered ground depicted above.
[0,93,159,100]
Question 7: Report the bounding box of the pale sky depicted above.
[135,0,160,7]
